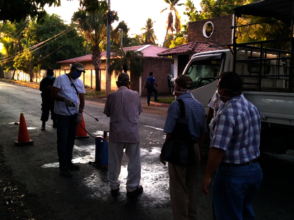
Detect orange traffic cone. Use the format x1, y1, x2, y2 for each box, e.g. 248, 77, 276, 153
15, 113, 34, 146
76, 114, 89, 139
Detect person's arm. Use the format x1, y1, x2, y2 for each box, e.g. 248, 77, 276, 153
154, 82, 158, 88
201, 147, 224, 194
207, 107, 214, 125
79, 93, 85, 114
197, 133, 206, 148
103, 94, 111, 117
160, 133, 172, 165
51, 86, 65, 101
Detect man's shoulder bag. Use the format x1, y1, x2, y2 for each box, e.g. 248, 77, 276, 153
161, 99, 194, 167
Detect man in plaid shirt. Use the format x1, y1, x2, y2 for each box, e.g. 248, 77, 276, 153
201, 72, 263, 220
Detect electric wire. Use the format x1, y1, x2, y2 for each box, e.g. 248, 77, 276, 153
0, 26, 75, 62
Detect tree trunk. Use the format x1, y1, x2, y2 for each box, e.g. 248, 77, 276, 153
162, 28, 169, 47
29, 63, 34, 82
0, 65, 4, 78
11, 69, 16, 80
92, 45, 102, 91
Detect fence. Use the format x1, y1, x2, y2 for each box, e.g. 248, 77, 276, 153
4, 69, 119, 91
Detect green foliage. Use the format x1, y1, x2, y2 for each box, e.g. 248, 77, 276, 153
72, 1, 118, 91
161, 0, 183, 47
109, 48, 144, 76
181, 0, 290, 50
0, 14, 85, 81
141, 18, 157, 45
0, 0, 60, 23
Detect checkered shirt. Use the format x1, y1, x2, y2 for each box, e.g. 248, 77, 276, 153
164, 93, 207, 141
210, 95, 261, 164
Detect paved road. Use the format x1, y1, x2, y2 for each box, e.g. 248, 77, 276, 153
0, 81, 293, 220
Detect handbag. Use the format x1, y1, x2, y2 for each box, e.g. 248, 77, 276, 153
161, 99, 195, 167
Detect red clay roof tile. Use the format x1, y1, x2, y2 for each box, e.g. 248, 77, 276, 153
56, 45, 169, 64
157, 42, 224, 56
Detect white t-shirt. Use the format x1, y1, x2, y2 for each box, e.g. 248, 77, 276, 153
53, 74, 85, 115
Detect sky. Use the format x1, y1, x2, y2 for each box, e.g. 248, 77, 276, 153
44, 0, 202, 46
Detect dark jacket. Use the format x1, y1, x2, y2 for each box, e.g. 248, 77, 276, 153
40, 77, 55, 99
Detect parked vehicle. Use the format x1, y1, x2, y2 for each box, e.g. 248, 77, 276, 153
181, 0, 294, 154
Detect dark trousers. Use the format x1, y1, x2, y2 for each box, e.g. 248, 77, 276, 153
56, 114, 78, 168
41, 98, 56, 122
147, 88, 158, 105
213, 162, 263, 220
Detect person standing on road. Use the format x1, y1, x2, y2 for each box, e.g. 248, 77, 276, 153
144, 71, 159, 106
40, 68, 56, 130
160, 75, 207, 220
51, 63, 85, 178
201, 72, 263, 220
104, 72, 143, 197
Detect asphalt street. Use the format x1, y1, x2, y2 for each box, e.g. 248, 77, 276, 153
0, 81, 293, 220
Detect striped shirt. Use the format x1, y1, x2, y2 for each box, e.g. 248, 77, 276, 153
104, 86, 142, 143
164, 93, 207, 141
210, 95, 261, 164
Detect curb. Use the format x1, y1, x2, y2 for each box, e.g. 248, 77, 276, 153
149, 101, 170, 107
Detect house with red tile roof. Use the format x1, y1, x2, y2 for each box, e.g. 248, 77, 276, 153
158, 15, 233, 78
56, 45, 173, 95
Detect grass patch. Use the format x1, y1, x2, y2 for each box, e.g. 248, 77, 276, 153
84, 88, 106, 98
156, 97, 175, 104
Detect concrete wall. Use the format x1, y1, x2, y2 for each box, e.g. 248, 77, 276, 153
136, 57, 173, 96
188, 15, 233, 45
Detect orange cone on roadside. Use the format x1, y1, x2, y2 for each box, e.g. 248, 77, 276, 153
76, 114, 89, 139
15, 113, 34, 146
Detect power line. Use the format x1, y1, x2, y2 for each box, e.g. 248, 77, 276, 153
1, 26, 75, 62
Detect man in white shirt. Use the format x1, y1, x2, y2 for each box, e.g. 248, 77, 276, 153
51, 63, 85, 177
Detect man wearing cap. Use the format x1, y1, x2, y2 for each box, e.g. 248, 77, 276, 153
160, 75, 207, 220
201, 72, 262, 220
39, 68, 56, 130
104, 73, 143, 197
51, 63, 85, 178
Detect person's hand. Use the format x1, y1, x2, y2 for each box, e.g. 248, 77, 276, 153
76, 113, 82, 125
63, 98, 75, 107
201, 175, 211, 195
159, 154, 166, 166
46, 85, 52, 89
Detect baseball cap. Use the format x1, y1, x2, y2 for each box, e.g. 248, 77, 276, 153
72, 62, 85, 72
175, 75, 193, 89
117, 72, 130, 84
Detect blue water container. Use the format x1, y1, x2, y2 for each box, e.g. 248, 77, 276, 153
95, 136, 108, 168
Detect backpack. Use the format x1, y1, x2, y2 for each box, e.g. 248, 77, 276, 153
144, 77, 152, 89
161, 99, 195, 167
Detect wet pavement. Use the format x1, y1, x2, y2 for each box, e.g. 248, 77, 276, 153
0, 81, 293, 220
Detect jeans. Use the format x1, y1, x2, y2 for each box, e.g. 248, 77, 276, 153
147, 88, 158, 105
213, 162, 263, 220
56, 114, 78, 168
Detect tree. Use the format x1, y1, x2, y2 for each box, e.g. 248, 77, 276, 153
1, 13, 85, 81
0, 0, 60, 23
0, 20, 29, 79
108, 48, 144, 77
31, 14, 85, 69
72, 1, 118, 91
161, 0, 183, 47
141, 18, 157, 45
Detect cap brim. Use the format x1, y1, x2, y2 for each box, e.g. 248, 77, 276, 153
76, 67, 85, 72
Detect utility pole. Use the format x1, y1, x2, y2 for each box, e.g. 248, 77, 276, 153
120, 29, 123, 48
105, 0, 111, 95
